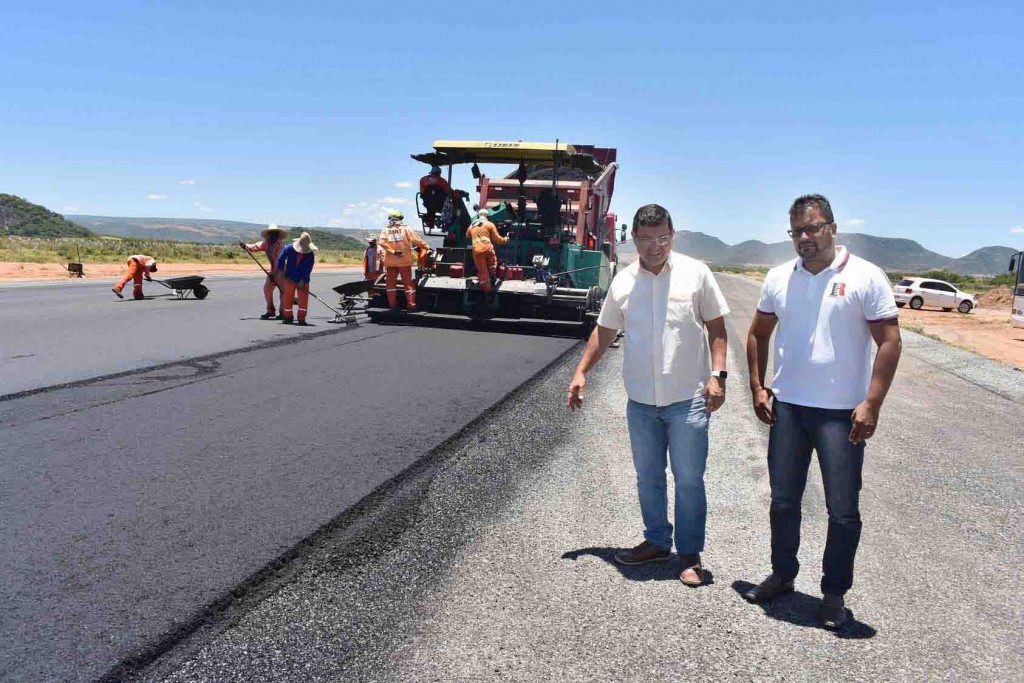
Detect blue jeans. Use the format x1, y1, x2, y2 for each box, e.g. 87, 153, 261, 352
626, 396, 709, 555
768, 401, 865, 595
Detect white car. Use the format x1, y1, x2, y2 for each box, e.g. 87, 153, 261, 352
893, 277, 977, 313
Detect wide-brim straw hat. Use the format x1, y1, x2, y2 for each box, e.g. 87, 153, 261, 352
293, 231, 318, 254
261, 223, 288, 238
365, 233, 378, 243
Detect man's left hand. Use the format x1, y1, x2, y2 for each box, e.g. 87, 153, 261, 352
704, 376, 725, 413
849, 400, 880, 443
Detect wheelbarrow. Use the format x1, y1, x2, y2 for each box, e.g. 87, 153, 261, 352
330, 279, 373, 322
153, 276, 210, 300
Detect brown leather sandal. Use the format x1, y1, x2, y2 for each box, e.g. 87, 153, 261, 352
678, 554, 704, 587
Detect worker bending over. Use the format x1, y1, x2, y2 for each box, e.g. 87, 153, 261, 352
241, 223, 288, 319
379, 210, 428, 312
276, 232, 317, 325
112, 254, 157, 299
466, 209, 509, 298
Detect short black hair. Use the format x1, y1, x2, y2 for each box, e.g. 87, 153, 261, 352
632, 204, 673, 234
789, 194, 834, 223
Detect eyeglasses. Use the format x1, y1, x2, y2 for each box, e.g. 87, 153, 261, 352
634, 235, 673, 247
787, 222, 833, 238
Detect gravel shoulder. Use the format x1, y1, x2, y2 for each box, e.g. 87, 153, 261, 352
141, 274, 1024, 682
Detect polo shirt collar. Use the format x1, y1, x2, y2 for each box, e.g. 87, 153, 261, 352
794, 246, 850, 274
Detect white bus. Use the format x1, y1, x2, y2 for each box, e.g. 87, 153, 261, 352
1010, 251, 1024, 329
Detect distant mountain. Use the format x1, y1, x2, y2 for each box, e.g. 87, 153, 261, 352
620, 230, 1016, 276
69, 215, 370, 247
0, 194, 94, 238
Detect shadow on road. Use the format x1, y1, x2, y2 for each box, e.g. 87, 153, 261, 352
561, 547, 716, 586
731, 580, 877, 639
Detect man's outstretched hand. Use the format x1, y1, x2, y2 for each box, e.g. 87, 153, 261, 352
567, 372, 586, 410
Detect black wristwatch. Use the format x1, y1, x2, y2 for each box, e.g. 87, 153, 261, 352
710, 370, 728, 380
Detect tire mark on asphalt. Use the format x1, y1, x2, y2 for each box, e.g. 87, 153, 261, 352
1, 328, 404, 427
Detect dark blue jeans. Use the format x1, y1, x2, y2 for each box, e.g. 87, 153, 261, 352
768, 401, 864, 596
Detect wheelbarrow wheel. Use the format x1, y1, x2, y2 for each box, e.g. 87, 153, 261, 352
193, 284, 210, 300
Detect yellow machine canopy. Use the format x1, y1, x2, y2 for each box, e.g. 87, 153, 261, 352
412, 140, 604, 174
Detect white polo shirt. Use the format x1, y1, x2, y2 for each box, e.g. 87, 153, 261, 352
597, 252, 730, 407
757, 247, 899, 410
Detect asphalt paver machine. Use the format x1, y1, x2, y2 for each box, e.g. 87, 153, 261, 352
367, 140, 623, 335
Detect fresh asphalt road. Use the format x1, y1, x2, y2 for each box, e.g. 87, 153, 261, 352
139, 274, 1024, 682
0, 271, 362, 397
0, 280, 580, 682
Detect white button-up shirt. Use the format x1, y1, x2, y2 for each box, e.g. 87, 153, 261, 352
597, 252, 730, 406
757, 247, 899, 409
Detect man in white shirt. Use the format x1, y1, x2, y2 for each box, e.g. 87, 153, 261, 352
567, 204, 730, 587
744, 194, 902, 630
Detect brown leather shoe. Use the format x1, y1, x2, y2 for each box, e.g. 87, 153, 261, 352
613, 541, 671, 566
678, 553, 704, 586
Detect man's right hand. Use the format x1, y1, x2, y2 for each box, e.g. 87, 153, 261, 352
567, 372, 586, 410
752, 386, 775, 425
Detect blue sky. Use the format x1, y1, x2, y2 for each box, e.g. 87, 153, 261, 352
1, 1, 1021, 256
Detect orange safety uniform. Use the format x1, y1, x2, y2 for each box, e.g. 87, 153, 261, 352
420, 173, 450, 227
466, 220, 509, 294
379, 223, 428, 309
244, 238, 286, 314
363, 243, 385, 281
114, 254, 157, 299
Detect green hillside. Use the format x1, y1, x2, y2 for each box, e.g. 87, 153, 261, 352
0, 194, 94, 238
288, 227, 363, 251
69, 214, 372, 247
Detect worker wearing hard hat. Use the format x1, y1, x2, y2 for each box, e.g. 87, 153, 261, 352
363, 234, 385, 283
240, 224, 289, 319
112, 254, 157, 300
379, 210, 429, 312
276, 232, 317, 325
466, 209, 509, 297
419, 165, 450, 230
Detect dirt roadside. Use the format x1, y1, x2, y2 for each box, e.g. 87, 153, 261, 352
899, 305, 1024, 370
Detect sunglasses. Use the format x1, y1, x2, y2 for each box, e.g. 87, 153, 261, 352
787, 222, 833, 238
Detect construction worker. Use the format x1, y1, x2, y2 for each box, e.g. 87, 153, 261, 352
419, 165, 450, 229
380, 210, 428, 312
112, 254, 157, 299
276, 232, 317, 326
363, 234, 385, 282
240, 223, 288, 319
466, 209, 509, 298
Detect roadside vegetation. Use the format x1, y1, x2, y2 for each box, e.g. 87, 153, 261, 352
0, 236, 363, 266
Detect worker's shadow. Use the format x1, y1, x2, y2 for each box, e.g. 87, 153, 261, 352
731, 580, 877, 639
561, 547, 714, 586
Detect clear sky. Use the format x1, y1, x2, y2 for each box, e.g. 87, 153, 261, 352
2, 1, 1021, 257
